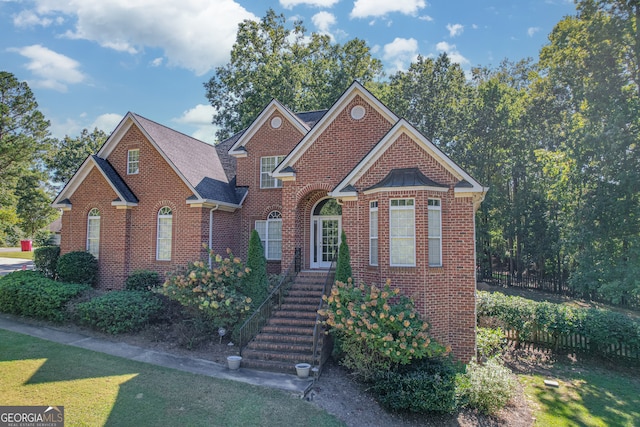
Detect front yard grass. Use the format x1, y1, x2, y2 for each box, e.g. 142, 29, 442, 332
520, 361, 640, 426
0, 250, 34, 260
0, 330, 343, 427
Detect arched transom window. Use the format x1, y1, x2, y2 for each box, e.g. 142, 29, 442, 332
255, 211, 282, 260
156, 206, 173, 261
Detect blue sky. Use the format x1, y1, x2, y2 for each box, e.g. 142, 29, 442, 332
0, 0, 576, 144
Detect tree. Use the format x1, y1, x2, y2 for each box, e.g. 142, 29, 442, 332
204, 9, 383, 139
47, 128, 107, 185
245, 229, 268, 307
0, 71, 51, 187
15, 169, 57, 239
334, 230, 352, 283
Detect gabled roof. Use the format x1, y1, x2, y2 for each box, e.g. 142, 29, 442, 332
363, 167, 448, 193
272, 81, 398, 179
330, 119, 486, 199
53, 112, 244, 210
91, 156, 139, 204
228, 100, 311, 157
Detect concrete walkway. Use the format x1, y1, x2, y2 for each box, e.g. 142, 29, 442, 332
0, 315, 314, 397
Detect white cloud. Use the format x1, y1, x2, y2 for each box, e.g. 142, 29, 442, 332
419, 15, 433, 22
383, 37, 418, 72
22, 0, 257, 76
92, 113, 123, 133
9, 44, 86, 92
150, 57, 163, 67
446, 23, 464, 37
312, 11, 336, 37
351, 0, 426, 18
435, 41, 469, 65
280, 0, 339, 8
173, 104, 218, 144
13, 10, 54, 27
527, 26, 540, 37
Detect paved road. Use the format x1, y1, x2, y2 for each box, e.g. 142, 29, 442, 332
0, 257, 33, 276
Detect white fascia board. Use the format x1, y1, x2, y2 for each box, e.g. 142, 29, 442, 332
51, 155, 95, 206
272, 81, 398, 178
186, 198, 241, 212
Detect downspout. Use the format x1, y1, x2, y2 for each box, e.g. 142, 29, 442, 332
208, 205, 219, 268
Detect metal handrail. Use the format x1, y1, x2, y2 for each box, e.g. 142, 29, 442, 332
238, 248, 301, 353
311, 250, 338, 367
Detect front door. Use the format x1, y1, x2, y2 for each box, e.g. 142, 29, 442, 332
310, 198, 342, 269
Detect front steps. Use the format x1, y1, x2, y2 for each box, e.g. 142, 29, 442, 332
241, 270, 329, 374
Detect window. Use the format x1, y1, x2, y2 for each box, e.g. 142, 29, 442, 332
255, 211, 282, 260
86, 208, 100, 258
428, 199, 442, 267
369, 201, 378, 266
156, 206, 172, 261
127, 149, 139, 174
260, 156, 285, 188
390, 199, 415, 267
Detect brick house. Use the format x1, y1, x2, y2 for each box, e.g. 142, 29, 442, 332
53, 82, 486, 361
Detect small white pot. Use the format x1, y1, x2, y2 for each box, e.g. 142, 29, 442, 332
295, 363, 311, 378
227, 355, 242, 370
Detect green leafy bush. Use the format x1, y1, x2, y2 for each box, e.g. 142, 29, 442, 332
125, 270, 162, 291
334, 230, 352, 283
33, 246, 60, 279
244, 230, 268, 307
320, 279, 447, 380
476, 327, 506, 359
456, 357, 516, 415
0, 271, 89, 322
57, 251, 98, 285
75, 290, 165, 334
157, 250, 252, 330
370, 357, 459, 413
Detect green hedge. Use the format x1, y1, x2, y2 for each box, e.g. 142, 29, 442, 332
125, 270, 162, 291
57, 251, 98, 285
33, 246, 60, 279
75, 290, 165, 334
0, 271, 89, 322
477, 291, 640, 359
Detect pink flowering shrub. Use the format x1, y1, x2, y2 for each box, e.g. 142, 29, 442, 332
319, 278, 448, 380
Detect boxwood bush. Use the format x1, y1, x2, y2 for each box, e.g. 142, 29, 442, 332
75, 290, 165, 334
0, 271, 89, 322
57, 251, 98, 285
33, 245, 60, 279
125, 270, 162, 291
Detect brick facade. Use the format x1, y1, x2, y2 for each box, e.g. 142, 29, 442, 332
55, 82, 485, 362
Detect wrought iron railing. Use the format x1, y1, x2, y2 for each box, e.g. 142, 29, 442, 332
311, 251, 337, 367
238, 248, 301, 353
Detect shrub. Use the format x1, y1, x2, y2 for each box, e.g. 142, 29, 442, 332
370, 357, 459, 413
334, 230, 352, 283
0, 271, 89, 322
456, 357, 516, 415
75, 290, 165, 334
476, 327, 506, 359
33, 246, 60, 279
244, 230, 268, 307
320, 279, 448, 381
33, 229, 55, 247
125, 270, 162, 291
157, 250, 252, 330
57, 251, 98, 285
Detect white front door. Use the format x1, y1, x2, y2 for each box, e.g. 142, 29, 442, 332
311, 215, 341, 269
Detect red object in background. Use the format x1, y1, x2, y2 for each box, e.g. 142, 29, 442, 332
20, 240, 32, 251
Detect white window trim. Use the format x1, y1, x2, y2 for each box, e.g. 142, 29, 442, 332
127, 149, 139, 175
260, 155, 285, 189
86, 208, 100, 259
428, 198, 443, 267
389, 198, 416, 267
255, 211, 282, 260
156, 206, 172, 261
369, 201, 378, 266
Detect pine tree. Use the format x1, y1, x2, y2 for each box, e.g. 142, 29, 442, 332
245, 229, 268, 307
335, 230, 352, 283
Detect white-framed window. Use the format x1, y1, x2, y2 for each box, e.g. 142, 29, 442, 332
156, 206, 172, 261
127, 149, 139, 174
86, 208, 100, 258
428, 199, 442, 267
390, 198, 415, 267
255, 211, 282, 260
369, 201, 378, 266
260, 155, 285, 188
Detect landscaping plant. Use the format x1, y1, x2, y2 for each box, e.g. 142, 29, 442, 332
33, 245, 60, 279
244, 229, 268, 307
334, 230, 352, 283
125, 269, 162, 291
56, 251, 98, 285
456, 357, 516, 415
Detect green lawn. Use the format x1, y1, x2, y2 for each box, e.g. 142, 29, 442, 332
0, 250, 34, 260
520, 363, 640, 427
0, 330, 343, 427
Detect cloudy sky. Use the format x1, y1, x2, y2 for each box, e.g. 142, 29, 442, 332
0, 0, 575, 144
